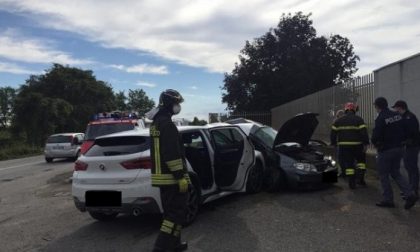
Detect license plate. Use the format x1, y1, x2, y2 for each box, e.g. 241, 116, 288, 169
322, 171, 338, 183
53, 146, 64, 150
85, 191, 122, 207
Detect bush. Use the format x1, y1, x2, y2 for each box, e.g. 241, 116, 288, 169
0, 143, 43, 161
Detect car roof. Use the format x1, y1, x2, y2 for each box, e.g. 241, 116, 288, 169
95, 122, 235, 139
49, 132, 84, 137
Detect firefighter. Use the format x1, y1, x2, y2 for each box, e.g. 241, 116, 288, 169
147, 89, 191, 252
372, 97, 417, 209
331, 102, 369, 189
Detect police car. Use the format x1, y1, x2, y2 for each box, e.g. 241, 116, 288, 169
72, 123, 265, 223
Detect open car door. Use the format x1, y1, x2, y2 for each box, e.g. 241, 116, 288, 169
210, 126, 254, 191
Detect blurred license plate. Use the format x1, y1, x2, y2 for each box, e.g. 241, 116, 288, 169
53, 146, 64, 149
85, 191, 122, 207
323, 171, 338, 183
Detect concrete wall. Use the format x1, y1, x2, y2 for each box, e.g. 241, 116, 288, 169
375, 53, 420, 116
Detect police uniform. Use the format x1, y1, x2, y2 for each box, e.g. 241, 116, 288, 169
371, 99, 417, 209
150, 90, 190, 252
401, 110, 420, 196
331, 110, 369, 188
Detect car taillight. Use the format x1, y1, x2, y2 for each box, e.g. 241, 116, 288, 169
74, 160, 88, 171
120, 158, 152, 169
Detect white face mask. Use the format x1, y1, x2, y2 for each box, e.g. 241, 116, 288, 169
173, 104, 181, 115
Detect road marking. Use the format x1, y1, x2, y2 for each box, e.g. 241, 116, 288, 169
0, 161, 43, 172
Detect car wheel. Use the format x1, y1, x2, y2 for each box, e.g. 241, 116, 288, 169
246, 161, 264, 193
265, 167, 286, 192
45, 157, 53, 163
88, 211, 118, 221
72, 150, 81, 161
184, 176, 201, 226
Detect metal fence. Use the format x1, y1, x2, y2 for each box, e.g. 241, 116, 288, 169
271, 73, 375, 142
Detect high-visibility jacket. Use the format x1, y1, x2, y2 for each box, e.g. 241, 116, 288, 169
331, 112, 369, 146
150, 110, 190, 187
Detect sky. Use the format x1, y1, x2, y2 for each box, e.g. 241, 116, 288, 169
0, 0, 420, 121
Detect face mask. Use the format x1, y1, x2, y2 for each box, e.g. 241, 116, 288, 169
173, 104, 181, 115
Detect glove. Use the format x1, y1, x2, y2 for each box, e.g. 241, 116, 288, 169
178, 178, 189, 193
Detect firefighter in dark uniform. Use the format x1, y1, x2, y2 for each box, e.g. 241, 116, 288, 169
372, 97, 417, 209
331, 102, 369, 189
148, 89, 191, 252
392, 100, 420, 197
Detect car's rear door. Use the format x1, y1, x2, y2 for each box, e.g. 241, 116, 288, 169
209, 126, 254, 191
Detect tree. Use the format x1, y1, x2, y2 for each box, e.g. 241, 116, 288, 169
13, 64, 115, 145
127, 89, 155, 116
222, 12, 359, 112
189, 117, 207, 126
114, 91, 128, 111
0, 86, 16, 128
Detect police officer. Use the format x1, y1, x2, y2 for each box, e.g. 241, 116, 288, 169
331, 103, 369, 189
148, 89, 190, 252
371, 97, 417, 209
392, 100, 420, 197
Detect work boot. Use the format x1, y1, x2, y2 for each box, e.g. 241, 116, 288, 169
405, 195, 418, 210
175, 242, 188, 252
357, 177, 367, 187
348, 176, 356, 189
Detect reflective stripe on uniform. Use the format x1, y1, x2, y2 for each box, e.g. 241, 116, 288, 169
162, 220, 175, 229
357, 163, 366, 170
154, 137, 161, 175
337, 142, 363, 145
151, 174, 178, 185
346, 168, 355, 175
160, 225, 172, 234
332, 125, 367, 131
166, 159, 183, 172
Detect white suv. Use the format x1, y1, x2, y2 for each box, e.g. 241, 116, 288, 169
44, 133, 84, 163
72, 124, 265, 223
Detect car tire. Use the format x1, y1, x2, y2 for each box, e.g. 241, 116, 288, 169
72, 150, 81, 161
246, 161, 264, 194
88, 211, 118, 221
184, 174, 201, 226
265, 167, 286, 192
45, 157, 53, 163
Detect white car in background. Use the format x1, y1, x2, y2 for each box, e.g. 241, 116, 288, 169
44, 133, 84, 163
72, 124, 265, 223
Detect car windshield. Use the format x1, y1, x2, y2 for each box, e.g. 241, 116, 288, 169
47, 135, 72, 143
85, 123, 135, 140
85, 136, 150, 157
253, 126, 277, 147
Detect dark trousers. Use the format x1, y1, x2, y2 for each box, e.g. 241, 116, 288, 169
404, 146, 420, 196
339, 145, 366, 178
154, 186, 188, 251
377, 147, 413, 203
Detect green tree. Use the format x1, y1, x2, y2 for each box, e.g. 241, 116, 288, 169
114, 91, 128, 111
189, 117, 207, 126
222, 12, 359, 112
0, 86, 16, 128
127, 89, 155, 116
13, 64, 115, 145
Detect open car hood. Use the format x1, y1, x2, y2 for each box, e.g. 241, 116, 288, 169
273, 112, 319, 147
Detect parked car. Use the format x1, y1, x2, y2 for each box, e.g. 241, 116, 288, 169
72, 123, 265, 223
44, 133, 85, 163
227, 113, 338, 191
81, 112, 145, 154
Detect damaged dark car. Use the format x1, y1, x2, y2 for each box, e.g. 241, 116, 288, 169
228, 113, 338, 191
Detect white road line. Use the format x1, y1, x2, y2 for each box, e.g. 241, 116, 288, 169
0, 161, 43, 172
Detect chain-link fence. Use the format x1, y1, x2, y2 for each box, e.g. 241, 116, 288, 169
271, 73, 375, 142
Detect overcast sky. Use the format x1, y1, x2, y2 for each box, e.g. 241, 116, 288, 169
1, 0, 419, 120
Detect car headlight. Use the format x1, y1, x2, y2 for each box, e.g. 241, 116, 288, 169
324, 155, 336, 167
293, 162, 317, 172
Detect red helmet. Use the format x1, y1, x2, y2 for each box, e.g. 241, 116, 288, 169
344, 102, 357, 112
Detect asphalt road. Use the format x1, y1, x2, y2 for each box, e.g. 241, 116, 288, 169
1, 155, 420, 252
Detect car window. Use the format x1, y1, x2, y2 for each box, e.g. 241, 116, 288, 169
212, 128, 244, 148
47, 135, 72, 143
254, 127, 277, 147
85, 123, 135, 140
182, 132, 205, 149
85, 136, 150, 156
